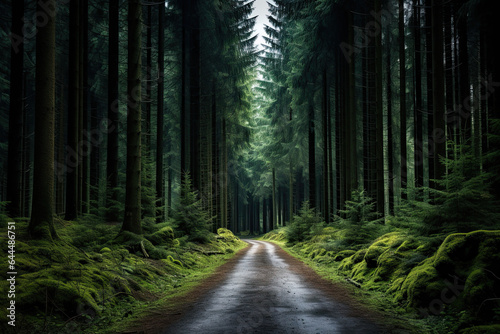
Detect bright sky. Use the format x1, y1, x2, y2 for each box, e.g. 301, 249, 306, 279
252, 0, 270, 51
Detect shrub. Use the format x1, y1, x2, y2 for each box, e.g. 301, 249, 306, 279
286, 201, 324, 243
172, 173, 212, 243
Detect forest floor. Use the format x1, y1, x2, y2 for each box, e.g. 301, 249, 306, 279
122, 240, 410, 334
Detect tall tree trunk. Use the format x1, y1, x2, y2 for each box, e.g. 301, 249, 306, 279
65, 0, 80, 221
189, 0, 201, 193
107, 0, 120, 221
413, 0, 424, 188
432, 0, 446, 183
399, 0, 407, 199
81, 0, 89, 214
145, 4, 152, 152
29, 0, 57, 240
90, 98, 99, 214
308, 100, 316, 209
122, 0, 142, 235
386, 31, 394, 214
7, 0, 25, 218
322, 69, 330, 223
456, 1, 470, 145
272, 168, 277, 230
375, 0, 385, 214
425, 0, 434, 193
157, 1, 165, 222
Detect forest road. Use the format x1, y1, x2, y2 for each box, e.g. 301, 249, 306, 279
161, 240, 383, 334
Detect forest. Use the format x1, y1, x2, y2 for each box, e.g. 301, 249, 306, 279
1, 0, 499, 333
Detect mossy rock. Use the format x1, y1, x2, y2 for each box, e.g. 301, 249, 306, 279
334, 250, 356, 261
339, 250, 367, 272
393, 230, 500, 319
459, 325, 500, 334
374, 249, 400, 280
393, 257, 442, 308
433, 230, 500, 275
371, 232, 406, 249
146, 226, 175, 246
217, 228, 238, 242
364, 245, 386, 268
352, 249, 368, 263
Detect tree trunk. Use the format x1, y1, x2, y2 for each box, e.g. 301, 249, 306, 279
308, 101, 316, 209
272, 168, 277, 230
81, 0, 89, 214
29, 0, 57, 240
65, 0, 80, 221
122, 0, 142, 235
386, 30, 394, 215
189, 0, 201, 193
322, 69, 330, 223
107, 0, 120, 221
432, 0, 446, 183
157, 1, 165, 222
399, 0, 407, 199
413, 0, 424, 188
375, 0, 385, 214
7, 0, 25, 218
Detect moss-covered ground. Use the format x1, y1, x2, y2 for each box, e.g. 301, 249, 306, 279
260, 227, 500, 334
0, 218, 246, 334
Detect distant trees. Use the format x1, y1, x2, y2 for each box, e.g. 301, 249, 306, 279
253, 0, 498, 230
1, 0, 498, 239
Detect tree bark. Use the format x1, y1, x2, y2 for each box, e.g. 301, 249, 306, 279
122, 0, 143, 235
65, 0, 81, 221
432, 0, 446, 183
7, 0, 25, 218
29, 0, 58, 240
107, 0, 120, 221
399, 0, 407, 199
157, 1, 165, 221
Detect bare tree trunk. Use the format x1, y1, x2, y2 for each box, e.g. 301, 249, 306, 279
432, 0, 446, 183
7, 0, 25, 218
399, 0, 407, 199
65, 0, 80, 221
29, 0, 57, 240
122, 0, 142, 234
107, 0, 120, 221
156, 1, 165, 221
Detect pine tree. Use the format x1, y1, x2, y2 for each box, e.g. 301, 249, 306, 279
29, 0, 58, 240
122, 0, 143, 235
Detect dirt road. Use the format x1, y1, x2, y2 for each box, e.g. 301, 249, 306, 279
161, 240, 382, 334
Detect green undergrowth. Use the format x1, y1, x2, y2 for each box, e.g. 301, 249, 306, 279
261, 226, 500, 334
0, 218, 246, 334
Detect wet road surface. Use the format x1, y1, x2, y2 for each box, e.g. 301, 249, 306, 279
162, 240, 382, 334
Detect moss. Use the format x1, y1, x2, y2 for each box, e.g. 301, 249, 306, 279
334, 250, 356, 261
463, 269, 495, 307
167, 255, 183, 268
374, 249, 400, 280
100, 247, 112, 253
364, 245, 386, 268
393, 257, 442, 308
459, 325, 500, 334
338, 249, 367, 272
146, 226, 175, 246
352, 248, 367, 263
